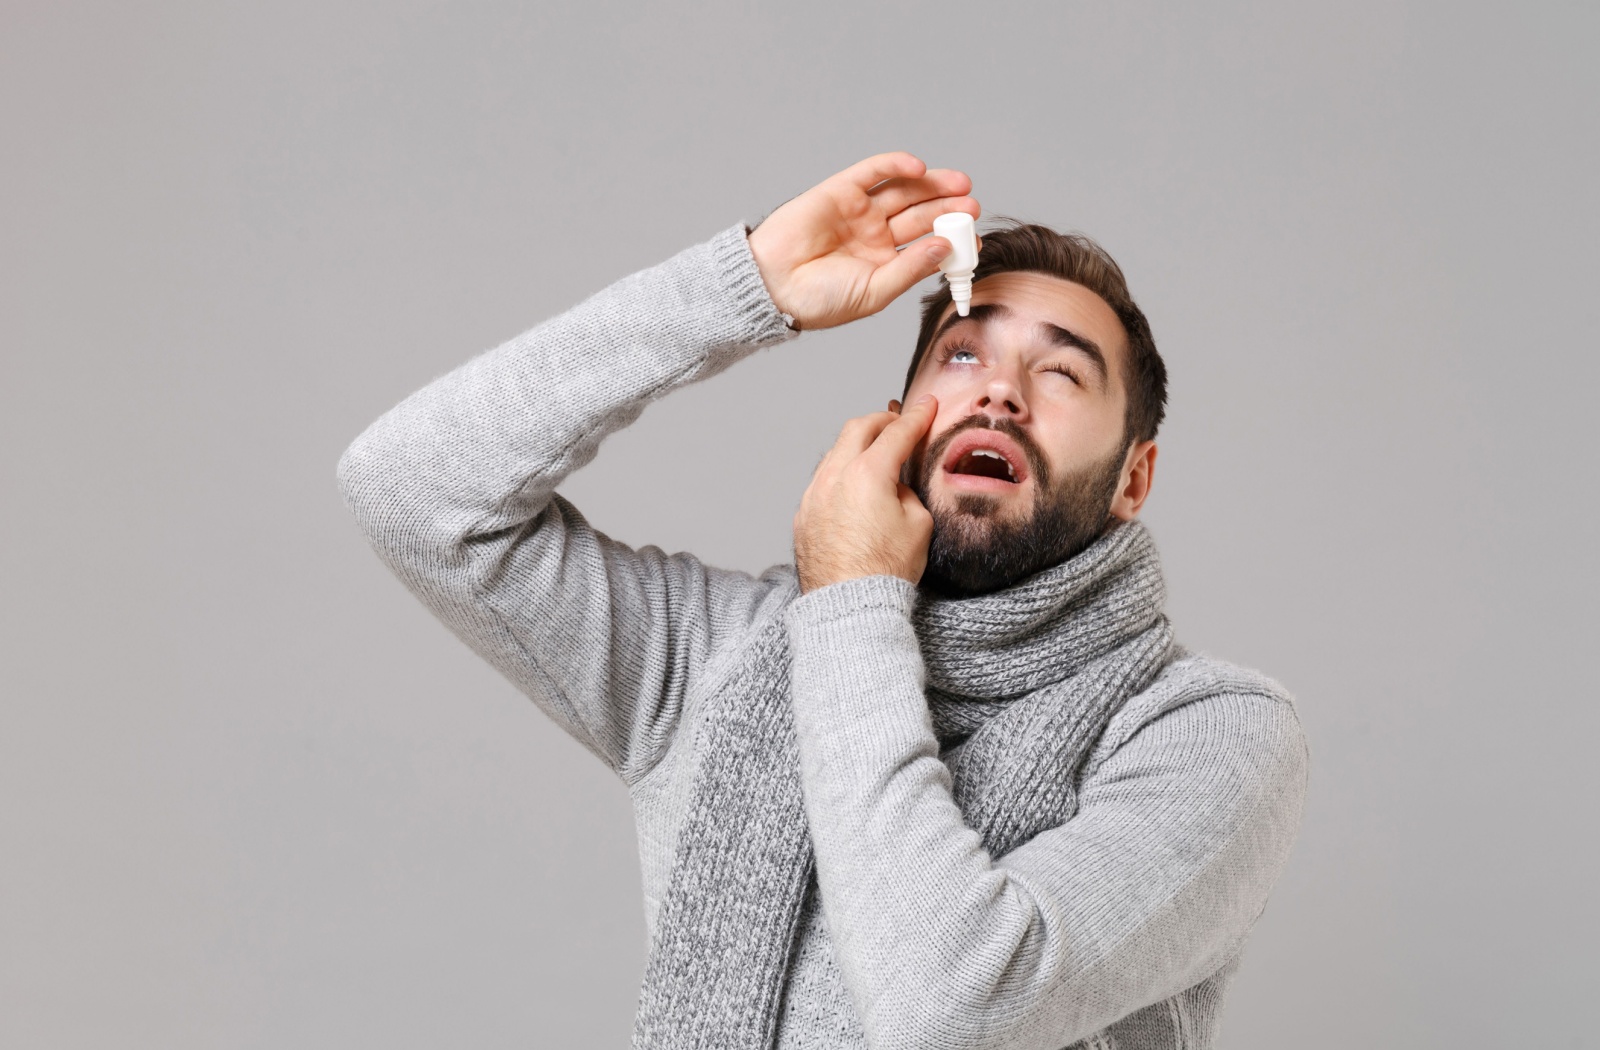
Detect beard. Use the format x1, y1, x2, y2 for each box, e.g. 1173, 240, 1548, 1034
907, 414, 1127, 600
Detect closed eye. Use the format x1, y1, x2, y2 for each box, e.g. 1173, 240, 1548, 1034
1043, 363, 1082, 385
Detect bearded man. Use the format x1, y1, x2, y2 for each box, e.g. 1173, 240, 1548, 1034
338, 151, 1310, 1050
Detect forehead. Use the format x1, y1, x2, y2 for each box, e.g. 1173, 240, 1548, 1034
929, 271, 1129, 381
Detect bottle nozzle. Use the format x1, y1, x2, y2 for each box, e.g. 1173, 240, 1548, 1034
946, 272, 973, 316
932, 212, 980, 318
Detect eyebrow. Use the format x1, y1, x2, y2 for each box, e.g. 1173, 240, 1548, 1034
928, 302, 1009, 347
927, 302, 1109, 388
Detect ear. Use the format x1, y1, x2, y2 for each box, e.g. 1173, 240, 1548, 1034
1109, 440, 1157, 520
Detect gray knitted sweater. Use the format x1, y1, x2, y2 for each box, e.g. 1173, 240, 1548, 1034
336, 223, 1311, 1050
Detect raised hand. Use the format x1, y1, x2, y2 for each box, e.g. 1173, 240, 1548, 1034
748, 152, 979, 331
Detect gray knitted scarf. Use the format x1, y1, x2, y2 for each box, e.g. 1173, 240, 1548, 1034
631, 519, 1175, 1050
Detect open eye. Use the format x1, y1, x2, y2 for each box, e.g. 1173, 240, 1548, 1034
938, 339, 980, 366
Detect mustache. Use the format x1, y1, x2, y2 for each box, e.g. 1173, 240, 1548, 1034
921, 414, 1050, 490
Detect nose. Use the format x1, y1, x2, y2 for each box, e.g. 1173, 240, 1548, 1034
973, 367, 1029, 424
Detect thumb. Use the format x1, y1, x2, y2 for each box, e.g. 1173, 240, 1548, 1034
863, 236, 952, 315
898, 482, 931, 528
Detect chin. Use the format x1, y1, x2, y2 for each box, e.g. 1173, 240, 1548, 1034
934, 484, 1028, 523
918, 476, 1122, 598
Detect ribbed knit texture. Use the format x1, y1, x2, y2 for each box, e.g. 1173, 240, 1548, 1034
634, 520, 1171, 1050
336, 222, 1311, 1050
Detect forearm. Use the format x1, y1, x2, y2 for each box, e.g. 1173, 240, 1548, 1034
337, 222, 794, 564
334, 223, 798, 777
783, 577, 1310, 1050
784, 575, 1008, 1041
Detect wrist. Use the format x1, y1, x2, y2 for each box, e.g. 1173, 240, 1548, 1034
797, 565, 917, 597
744, 225, 799, 330
716, 223, 800, 344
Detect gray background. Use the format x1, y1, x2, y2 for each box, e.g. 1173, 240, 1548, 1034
4, 1, 1596, 1047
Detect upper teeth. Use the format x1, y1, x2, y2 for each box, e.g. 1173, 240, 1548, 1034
968, 448, 1015, 479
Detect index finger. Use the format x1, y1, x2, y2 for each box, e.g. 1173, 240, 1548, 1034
807, 410, 897, 483
833, 151, 927, 193
867, 168, 974, 216
861, 395, 938, 471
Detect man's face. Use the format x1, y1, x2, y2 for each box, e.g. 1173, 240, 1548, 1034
900, 271, 1151, 598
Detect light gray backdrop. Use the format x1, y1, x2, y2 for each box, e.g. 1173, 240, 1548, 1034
4, 2, 1596, 1047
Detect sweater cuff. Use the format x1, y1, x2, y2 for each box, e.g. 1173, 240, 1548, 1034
708, 222, 798, 349
784, 573, 918, 629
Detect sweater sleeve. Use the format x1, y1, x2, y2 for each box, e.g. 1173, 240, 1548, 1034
783, 574, 1310, 1050
336, 223, 799, 785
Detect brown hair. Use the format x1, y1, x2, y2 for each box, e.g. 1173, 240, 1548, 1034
902, 219, 1167, 447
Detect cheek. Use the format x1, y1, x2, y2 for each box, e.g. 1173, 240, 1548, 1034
915, 373, 976, 417
926, 408, 966, 449
1051, 419, 1124, 478
907, 415, 947, 473
904, 371, 937, 403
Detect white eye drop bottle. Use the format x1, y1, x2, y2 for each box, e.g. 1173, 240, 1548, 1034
933, 212, 980, 316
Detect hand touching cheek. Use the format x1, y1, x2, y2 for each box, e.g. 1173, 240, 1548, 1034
793, 395, 939, 595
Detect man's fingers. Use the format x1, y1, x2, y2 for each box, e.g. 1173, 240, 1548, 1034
828, 411, 900, 460
897, 482, 929, 521
862, 395, 938, 472
869, 168, 973, 216
835, 151, 927, 193
887, 196, 981, 246
862, 237, 952, 314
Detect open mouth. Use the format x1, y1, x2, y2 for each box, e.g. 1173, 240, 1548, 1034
947, 448, 1019, 483
940, 431, 1029, 489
